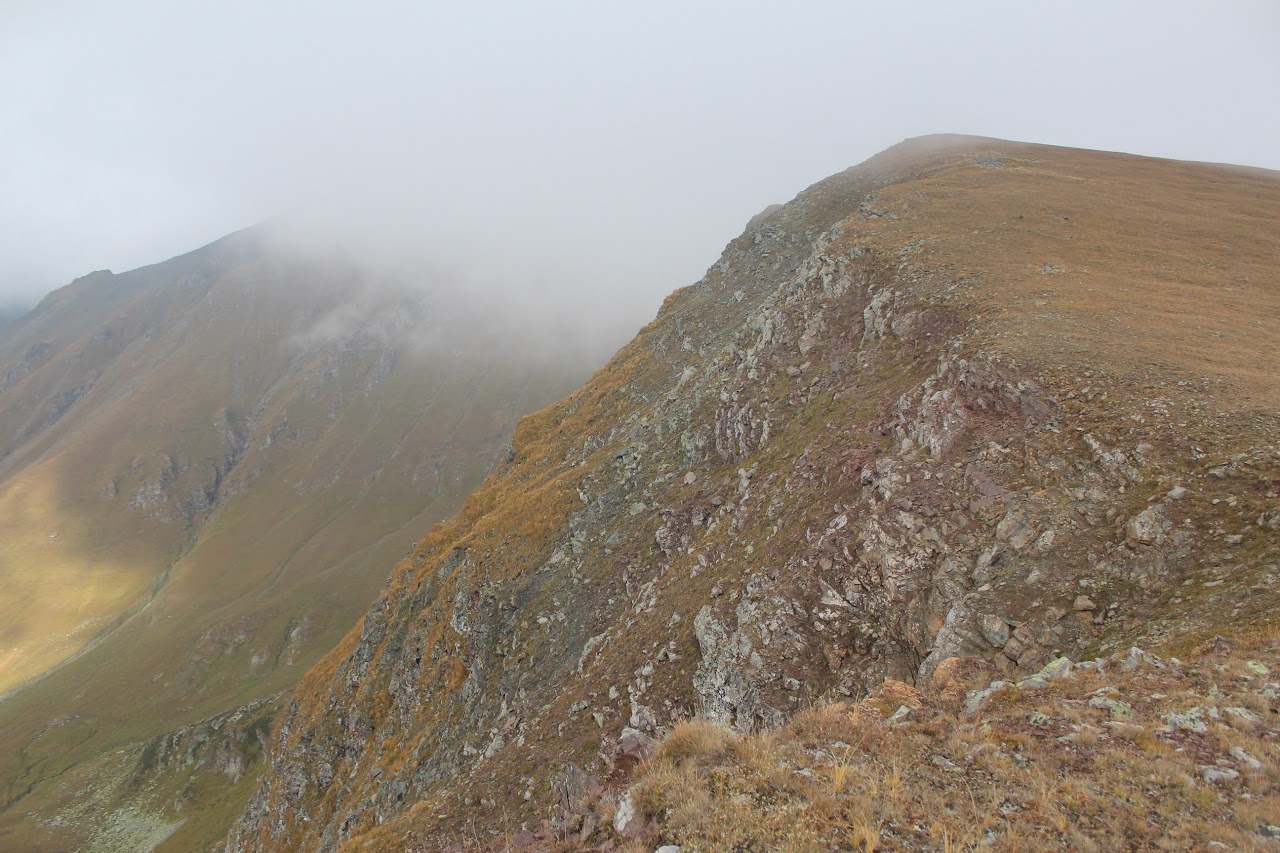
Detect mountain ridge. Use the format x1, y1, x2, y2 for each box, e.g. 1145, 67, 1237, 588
224, 135, 1280, 851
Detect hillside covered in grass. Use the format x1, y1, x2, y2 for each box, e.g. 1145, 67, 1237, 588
0, 227, 605, 851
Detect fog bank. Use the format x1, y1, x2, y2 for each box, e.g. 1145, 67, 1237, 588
2, 1, 1277, 316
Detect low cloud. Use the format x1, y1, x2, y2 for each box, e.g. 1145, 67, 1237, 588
2, 1, 1277, 324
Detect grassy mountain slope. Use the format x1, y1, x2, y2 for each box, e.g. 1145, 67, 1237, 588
0, 229, 598, 851
224, 136, 1280, 852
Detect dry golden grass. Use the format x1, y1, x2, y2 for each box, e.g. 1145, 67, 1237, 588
653, 718, 734, 766
848, 136, 1280, 429
622, 635, 1280, 852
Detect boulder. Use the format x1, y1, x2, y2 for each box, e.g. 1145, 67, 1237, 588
996, 513, 1037, 551
1125, 508, 1164, 546
962, 680, 1012, 717
613, 727, 658, 777
1199, 766, 1239, 784
978, 614, 1009, 648
1038, 657, 1074, 680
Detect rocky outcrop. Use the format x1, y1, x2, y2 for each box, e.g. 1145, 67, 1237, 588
133, 697, 276, 786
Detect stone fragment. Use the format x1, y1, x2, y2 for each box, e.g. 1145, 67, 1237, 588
1225, 706, 1262, 725
818, 579, 849, 608
1230, 746, 1262, 770
612, 793, 643, 837
1166, 709, 1208, 734
613, 727, 658, 776
1073, 595, 1096, 612
1125, 508, 1164, 546
1034, 655, 1075, 676
1002, 635, 1026, 662
996, 513, 1037, 551
558, 764, 603, 804
1017, 649, 1045, 672
1088, 697, 1132, 719
963, 680, 1012, 717
1199, 766, 1239, 784
978, 614, 1009, 648
1119, 647, 1163, 671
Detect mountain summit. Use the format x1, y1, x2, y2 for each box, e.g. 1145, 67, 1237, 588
226, 136, 1280, 851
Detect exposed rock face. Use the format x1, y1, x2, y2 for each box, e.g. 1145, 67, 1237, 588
132, 697, 277, 786
692, 595, 790, 732
228, 137, 1280, 850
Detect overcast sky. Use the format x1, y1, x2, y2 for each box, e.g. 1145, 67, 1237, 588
1, 1, 1277, 315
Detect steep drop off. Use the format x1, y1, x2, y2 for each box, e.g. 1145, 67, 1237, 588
226, 136, 1280, 851
0, 228, 602, 851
